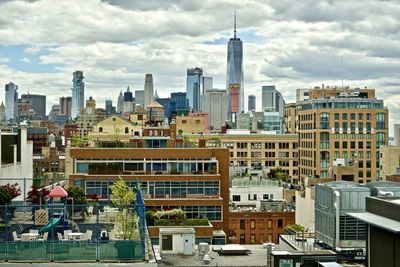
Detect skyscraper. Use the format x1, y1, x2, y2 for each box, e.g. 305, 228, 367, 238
5, 82, 18, 122
21, 94, 46, 119
261, 86, 285, 134
71, 71, 84, 119
59, 96, 72, 118
171, 92, 188, 111
226, 12, 244, 114
186, 67, 203, 112
144, 74, 154, 108
117, 91, 123, 113
248, 95, 256, 112
204, 89, 228, 131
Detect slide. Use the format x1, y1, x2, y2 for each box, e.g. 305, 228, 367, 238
39, 216, 63, 234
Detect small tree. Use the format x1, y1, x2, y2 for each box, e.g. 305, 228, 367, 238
109, 177, 137, 240
0, 187, 11, 205
67, 186, 87, 204
2, 183, 21, 200
26, 186, 50, 205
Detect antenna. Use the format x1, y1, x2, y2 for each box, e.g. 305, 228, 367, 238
234, 11, 237, 38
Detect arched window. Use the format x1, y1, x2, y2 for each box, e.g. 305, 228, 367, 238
99, 127, 103, 132
125, 127, 129, 134
320, 113, 330, 129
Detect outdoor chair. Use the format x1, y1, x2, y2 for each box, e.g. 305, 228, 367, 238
38, 232, 48, 241
57, 232, 65, 242
84, 230, 93, 241
63, 230, 72, 240
12, 231, 21, 241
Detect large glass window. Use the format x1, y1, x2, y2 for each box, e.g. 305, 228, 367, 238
376, 113, 385, 129
320, 113, 330, 129
144, 180, 220, 198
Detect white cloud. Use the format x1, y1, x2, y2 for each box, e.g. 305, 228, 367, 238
21, 57, 30, 63
0, 0, 399, 134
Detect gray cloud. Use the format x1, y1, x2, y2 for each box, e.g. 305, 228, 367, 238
0, 0, 399, 134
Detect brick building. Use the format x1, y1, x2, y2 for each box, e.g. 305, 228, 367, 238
229, 209, 295, 244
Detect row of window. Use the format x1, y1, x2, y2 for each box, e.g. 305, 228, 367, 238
141, 181, 220, 198
223, 142, 296, 150
147, 205, 222, 221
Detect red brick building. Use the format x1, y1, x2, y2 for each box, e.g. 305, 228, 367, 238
229, 210, 295, 244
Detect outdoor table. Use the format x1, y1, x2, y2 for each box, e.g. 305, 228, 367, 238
21, 233, 39, 240
67, 232, 84, 240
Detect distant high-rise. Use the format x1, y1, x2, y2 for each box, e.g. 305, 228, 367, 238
204, 89, 228, 131
5, 82, 18, 122
123, 86, 133, 102
144, 74, 154, 108
0, 102, 5, 122
226, 12, 244, 114
248, 95, 256, 112
105, 99, 115, 115
59, 96, 72, 118
117, 91, 123, 113
135, 90, 144, 108
261, 86, 285, 115
186, 67, 203, 112
71, 71, 85, 119
171, 92, 188, 111
21, 94, 46, 119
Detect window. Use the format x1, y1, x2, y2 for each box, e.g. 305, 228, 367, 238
358, 142, 363, 149
278, 219, 283, 228
267, 220, 272, 229
125, 127, 129, 134
263, 194, 270, 200
240, 220, 245, 229
334, 113, 339, 120
342, 113, 348, 120
350, 113, 355, 120
376, 113, 385, 129
358, 122, 363, 132
320, 113, 330, 129
99, 127, 103, 132
342, 122, 348, 133
366, 113, 371, 120
250, 220, 256, 229
250, 234, 256, 244
232, 195, 241, 202
335, 141, 340, 149
240, 234, 245, 244
358, 113, 363, 120
343, 142, 348, 149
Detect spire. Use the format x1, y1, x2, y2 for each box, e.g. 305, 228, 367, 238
234, 11, 237, 38
127, 85, 130, 92
154, 89, 159, 100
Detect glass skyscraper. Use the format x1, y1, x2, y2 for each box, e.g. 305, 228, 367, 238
186, 67, 203, 112
71, 71, 84, 119
226, 13, 244, 114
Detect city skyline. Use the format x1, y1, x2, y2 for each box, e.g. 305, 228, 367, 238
0, 0, 399, 132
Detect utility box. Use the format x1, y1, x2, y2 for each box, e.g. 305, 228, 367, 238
159, 228, 195, 255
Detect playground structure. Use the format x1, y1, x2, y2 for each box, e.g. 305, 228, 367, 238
0, 182, 148, 262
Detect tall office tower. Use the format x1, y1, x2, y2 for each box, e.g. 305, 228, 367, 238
261, 86, 285, 114
5, 82, 18, 122
144, 74, 154, 108
226, 12, 244, 114
21, 94, 46, 119
186, 67, 203, 112
204, 89, 228, 131
201, 76, 213, 111
298, 87, 388, 183
105, 99, 115, 115
117, 91, 123, 113
59, 96, 72, 118
135, 90, 144, 108
248, 95, 256, 112
71, 71, 85, 119
0, 102, 5, 122
171, 92, 188, 111
123, 86, 133, 102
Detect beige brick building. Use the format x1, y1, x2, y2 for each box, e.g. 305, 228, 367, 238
298, 87, 388, 183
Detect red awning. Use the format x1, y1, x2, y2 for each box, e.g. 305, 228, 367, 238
48, 186, 68, 198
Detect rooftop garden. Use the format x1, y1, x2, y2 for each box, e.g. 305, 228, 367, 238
146, 208, 209, 227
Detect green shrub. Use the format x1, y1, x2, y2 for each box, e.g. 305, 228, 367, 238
155, 219, 170, 226
185, 218, 209, 226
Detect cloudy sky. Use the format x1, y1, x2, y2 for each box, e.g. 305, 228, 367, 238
0, 0, 399, 133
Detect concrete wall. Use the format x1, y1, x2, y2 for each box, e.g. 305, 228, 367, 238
230, 186, 283, 207
380, 145, 400, 179
295, 187, 315, 230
